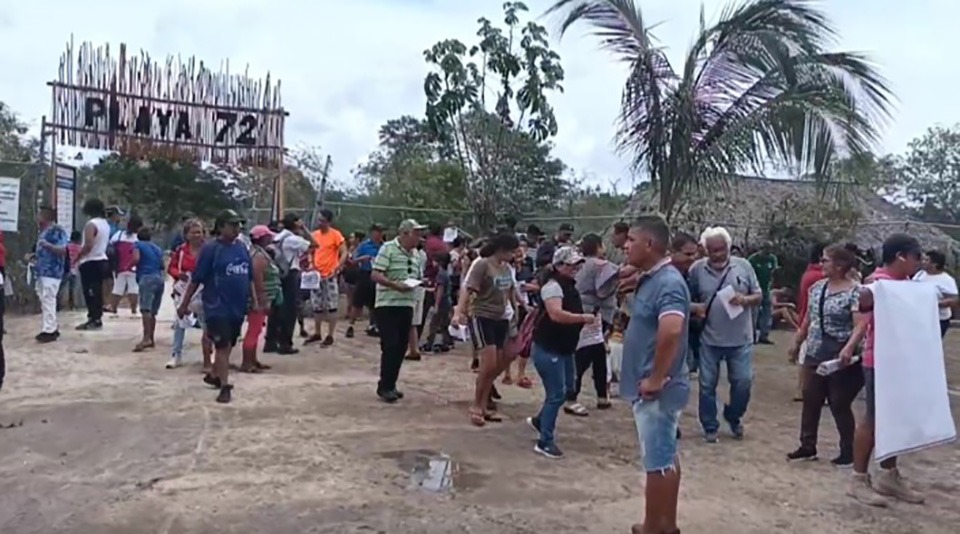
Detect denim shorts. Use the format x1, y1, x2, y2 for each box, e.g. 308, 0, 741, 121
138, 274, 165, 315
632, 398, 682, 473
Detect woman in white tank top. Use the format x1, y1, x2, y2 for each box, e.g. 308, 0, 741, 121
76, 199, 113, 330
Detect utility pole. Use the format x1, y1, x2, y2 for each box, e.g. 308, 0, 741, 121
309, 155, 332, 226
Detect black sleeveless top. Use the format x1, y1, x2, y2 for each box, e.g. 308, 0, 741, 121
533, 274, 584, 355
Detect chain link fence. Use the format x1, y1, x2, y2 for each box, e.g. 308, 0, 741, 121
0, 160, 47, 312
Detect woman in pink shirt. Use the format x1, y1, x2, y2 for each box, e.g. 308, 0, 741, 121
848, 234, 923, 507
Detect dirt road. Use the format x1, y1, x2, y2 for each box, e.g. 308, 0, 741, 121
1, 295, 958, 533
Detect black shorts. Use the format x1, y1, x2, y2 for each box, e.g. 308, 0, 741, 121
205, 316, 243, 349
351, 271, 375, 309
468, 316, 509, 351
343, 266, 361, 286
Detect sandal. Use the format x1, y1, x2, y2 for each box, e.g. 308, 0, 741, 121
517, 377, 533, 389
469, 411, 486, 427
254, 361, 271, 370
132, 341, 154, 352
563, 403, 589, 417
483, 413, 503, 423
239, 366, 262, 374
597, 399, 613, 410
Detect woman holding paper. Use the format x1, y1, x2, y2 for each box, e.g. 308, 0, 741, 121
787, 245, 865, 466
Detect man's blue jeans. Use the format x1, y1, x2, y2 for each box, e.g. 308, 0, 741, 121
532, 342, 574, 447
698, 344, 753, 434
755, 293, 772, 341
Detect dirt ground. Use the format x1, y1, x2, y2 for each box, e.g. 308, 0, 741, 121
1, 291, 958, 534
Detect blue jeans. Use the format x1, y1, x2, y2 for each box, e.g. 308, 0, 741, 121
755, 294, 772, 341
698, 343, 753, 433
532, 342, 573, 447
633, 398, 682, 472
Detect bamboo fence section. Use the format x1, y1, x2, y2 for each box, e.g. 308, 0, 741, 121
47, 37, 287, 168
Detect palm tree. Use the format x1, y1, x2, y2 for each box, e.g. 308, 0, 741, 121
547, 0, 893, 221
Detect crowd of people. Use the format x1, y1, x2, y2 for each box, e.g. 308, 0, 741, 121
8, 196, 958, 534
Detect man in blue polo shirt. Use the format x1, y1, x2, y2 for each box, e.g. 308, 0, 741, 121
621, 215, 690, 534
346, 223, 385, 338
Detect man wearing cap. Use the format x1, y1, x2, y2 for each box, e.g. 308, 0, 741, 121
177, 209, 252, 404
535, 223, 575, 268
346, 223, 385, 338
370, 219, 425, 403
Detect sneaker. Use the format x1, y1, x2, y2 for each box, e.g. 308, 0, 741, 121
345, 326, 355, 338
320, 335, 334, 347
393, 389, 405, 400
534, 442, 564, 459
724, 414, 745, 440
490, 385, 502, 400
377, 390, 399, 403
873, 467, 925, 504
786, 446, 818, 461
203, 373, 222, 389
847, 472, 888, 507
831, 454, 854, 468
420, 343, 433, 353
527, 416, 541, 434
76, 320, 103, 331
704, 431, 720, 443
216, 385, 233, 404
365, 327, 379, 337
36, 332, 58, 344
277, 346, 300, 355
165, 355, 182, 369
299, 328, 309, 338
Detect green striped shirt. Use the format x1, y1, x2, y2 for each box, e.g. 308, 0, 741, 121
373, 239, 422, 308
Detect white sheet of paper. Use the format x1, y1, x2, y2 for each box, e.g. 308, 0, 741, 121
300, 271, 321, 290
716, 285, 744, 319
403, 278, 422, 288
442, 227, 458, 243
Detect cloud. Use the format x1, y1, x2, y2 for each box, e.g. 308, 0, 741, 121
0, 0, 954, 188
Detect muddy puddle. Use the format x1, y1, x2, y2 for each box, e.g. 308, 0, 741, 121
378, 449, 486, 494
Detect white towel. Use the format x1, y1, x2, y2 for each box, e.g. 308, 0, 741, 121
872, 280, 957, 461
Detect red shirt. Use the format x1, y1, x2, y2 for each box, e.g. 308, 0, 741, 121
797, 264, 825, 323
168, 243, 199, 279
424, 235, 448, 260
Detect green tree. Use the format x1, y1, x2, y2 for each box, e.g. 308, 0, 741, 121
356, 116, 468, 220
89, 154, 240, 227
548, 0, 893, 221
423, 1, 568, 228
892, 125, 960, 224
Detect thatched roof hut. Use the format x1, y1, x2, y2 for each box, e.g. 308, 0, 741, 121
627, 178, 959, 256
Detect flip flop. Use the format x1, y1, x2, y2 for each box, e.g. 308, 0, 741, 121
239, 367, 263, 374
469, 411, 486, 427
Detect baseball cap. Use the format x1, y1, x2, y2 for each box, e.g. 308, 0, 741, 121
558, 222, 575, 233
106, 205, 126, 217
249, 224, 275, 240
553, 245, 584, 266
215, 209, 245, 227
398, 219, 427, 233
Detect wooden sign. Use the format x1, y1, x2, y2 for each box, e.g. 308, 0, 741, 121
48, 39, 287, 167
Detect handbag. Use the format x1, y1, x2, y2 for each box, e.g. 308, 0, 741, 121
814, 282, 847, 361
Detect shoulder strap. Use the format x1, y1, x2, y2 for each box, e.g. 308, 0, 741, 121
702, 267, 733, 325
817, 281, 828, 336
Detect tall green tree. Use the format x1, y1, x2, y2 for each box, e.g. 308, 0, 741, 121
89, 155, 240, 227
893, 125, 960, 224
547, 0, 894, 221
423, 1, 568, 228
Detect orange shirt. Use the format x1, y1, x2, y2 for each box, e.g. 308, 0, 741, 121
311, 228, 345, 277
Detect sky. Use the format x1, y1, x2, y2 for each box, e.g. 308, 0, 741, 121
0, 0, 956, 191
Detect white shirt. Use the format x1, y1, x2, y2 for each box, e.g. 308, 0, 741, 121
274, 229, 310, 270
79, 217, 110, 264
914, 270, 958, 320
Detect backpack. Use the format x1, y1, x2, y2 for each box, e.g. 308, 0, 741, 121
273, 234, 293, 278
516, 306, 543, 359
106, 230, 121, 273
